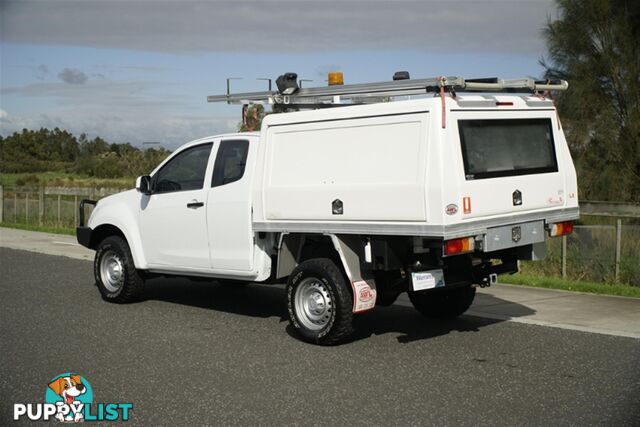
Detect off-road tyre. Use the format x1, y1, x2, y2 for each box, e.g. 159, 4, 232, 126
408, 285, 476, 319
94, 235, 145, 303
286, 258, 354, 345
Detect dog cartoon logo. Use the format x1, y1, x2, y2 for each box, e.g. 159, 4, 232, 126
45, 373, 93, 423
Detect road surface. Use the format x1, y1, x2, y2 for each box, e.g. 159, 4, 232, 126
1, 247, 639, 425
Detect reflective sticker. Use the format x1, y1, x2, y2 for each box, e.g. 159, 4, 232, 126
351, 280, 377, 313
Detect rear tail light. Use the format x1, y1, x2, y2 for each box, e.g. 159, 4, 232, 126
444, 237, 475, 256
548, 221, 574, 237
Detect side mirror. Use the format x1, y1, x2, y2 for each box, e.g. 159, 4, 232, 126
136, 175, 152, 195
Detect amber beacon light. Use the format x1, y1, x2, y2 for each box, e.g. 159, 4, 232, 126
328, 72, 344, 86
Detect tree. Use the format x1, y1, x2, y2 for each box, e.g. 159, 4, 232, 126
542, 0, 640, 202
0, 127, 172, 178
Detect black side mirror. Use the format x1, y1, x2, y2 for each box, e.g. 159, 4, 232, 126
136, 175, 152, 195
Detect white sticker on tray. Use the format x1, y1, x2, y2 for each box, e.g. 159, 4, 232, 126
351, 280, 377, 313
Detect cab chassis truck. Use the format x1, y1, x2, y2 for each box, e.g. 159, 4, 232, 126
77, 74, 578, 345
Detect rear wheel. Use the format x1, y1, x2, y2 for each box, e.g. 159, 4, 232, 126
409, 285, 476, 319
94, 235, 145, 303
286, 258, 354, 345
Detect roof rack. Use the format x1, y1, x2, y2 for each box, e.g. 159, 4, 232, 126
207, 75, 568, 107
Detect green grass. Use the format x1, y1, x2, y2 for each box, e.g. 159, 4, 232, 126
0, 172, 133, 189
501, 273, 640, 298
0, 222, 75, 236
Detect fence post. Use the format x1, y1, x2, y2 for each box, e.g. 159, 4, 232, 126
561, 235, 567, 279
74, 195, 78, 227
38, 186, 45, 226
14, 192, 17, 222
615, 219, 622, 283
25, 192, 29, 223
57, 194, 62, 227
0, 185, 4, 223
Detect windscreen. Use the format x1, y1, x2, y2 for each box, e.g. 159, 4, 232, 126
458, 118, 558, 180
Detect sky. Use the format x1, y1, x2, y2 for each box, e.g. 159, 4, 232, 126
0, 0, 558, 149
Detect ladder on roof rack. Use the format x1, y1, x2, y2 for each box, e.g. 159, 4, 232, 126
207, 76, 568, 106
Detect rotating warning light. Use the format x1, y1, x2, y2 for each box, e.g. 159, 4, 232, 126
328, 72, 344, 86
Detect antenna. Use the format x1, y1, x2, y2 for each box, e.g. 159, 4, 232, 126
225, 77, 242, 97
256, 78, 272, 91
298, 79, 313, 88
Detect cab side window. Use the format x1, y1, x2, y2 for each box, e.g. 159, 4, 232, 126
153, 143, 212, 193
212, 140, 249, 187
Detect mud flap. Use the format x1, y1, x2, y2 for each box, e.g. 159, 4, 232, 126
325, 234, 377, 313
351, 279, 377, 313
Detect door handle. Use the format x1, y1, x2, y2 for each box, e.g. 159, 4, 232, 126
187, 201, 204, 209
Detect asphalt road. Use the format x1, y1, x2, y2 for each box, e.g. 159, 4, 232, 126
1, 247, 639, 426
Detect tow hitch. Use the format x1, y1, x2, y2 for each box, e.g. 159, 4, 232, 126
473, 273, 498, 288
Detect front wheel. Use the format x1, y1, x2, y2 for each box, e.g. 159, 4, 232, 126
409, 285, 476, 319
286, 258, 354, 345
94, 235, 145, 303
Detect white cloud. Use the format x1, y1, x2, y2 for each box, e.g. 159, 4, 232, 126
2, 79, 182, 108
0, 80, 238, 147
0, 109, 7, 119
0, 109, 238, 149
1, 0, 556, 54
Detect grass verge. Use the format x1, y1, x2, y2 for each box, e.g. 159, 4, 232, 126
501, 273, 640, 298
0, 222, 75, 236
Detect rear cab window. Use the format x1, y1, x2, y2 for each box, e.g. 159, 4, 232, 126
458, 118, 558, 180
212, 139, 249, 187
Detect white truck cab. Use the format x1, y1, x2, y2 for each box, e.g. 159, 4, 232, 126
77, 74, 578, 345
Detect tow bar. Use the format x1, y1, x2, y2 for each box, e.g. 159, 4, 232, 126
473, 273, 498, 289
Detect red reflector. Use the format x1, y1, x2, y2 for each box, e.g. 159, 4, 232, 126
495, 101, 514, 106
563, 221, 574, 234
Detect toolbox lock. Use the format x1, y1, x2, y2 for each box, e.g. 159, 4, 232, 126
332, 199, 343, 215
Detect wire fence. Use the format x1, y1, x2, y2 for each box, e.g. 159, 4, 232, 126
520, 223, 640, 286
0, 185, 638, 285
0, 186, 120, 230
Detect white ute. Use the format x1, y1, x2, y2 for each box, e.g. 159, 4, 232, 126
77, 73, 579, 345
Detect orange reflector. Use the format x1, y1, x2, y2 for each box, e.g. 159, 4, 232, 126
549, 221, 574, 237
463, 197, 471, 214
328, 72, 344, 86
444, 237, 475, 256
